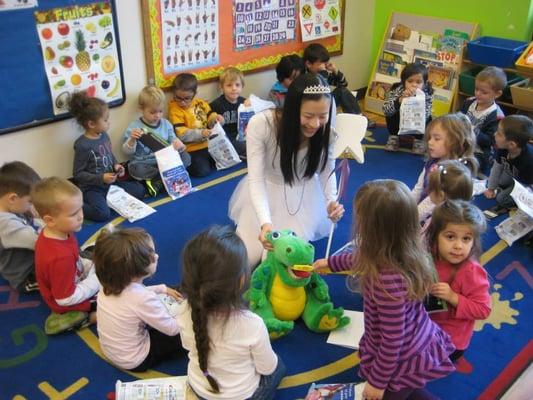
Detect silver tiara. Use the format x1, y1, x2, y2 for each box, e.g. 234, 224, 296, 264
303, 84, 331, 94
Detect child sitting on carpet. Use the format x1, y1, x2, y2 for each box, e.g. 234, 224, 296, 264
32, 178, 99, 334
412, 113, 476, 223
70, 91, 145, 221
314, 180, 455, 400
268, 54, 305, 109
427, 200, 491, 362
94, 227, 186, 372
123, 85, 191, 197
177, 225, 286, 399
0, 161, 41, 293
421, 157, 477, 234
383, 63, 434, 154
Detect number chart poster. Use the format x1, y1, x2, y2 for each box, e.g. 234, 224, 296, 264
159, 0, 219, 75
233, 0, 297, 51
35, 2, 123, 115
143, 0, 344, 88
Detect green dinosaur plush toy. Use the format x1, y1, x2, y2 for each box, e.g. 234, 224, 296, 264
245, 229, 350, 339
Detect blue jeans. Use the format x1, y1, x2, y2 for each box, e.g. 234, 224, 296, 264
82, 181, 145, 222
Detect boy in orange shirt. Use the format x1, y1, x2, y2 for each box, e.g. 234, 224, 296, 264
168, 73, 222, 177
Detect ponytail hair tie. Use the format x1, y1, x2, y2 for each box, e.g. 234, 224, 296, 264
203, 371, 210, 377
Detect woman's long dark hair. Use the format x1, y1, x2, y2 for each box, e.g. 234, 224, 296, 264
180, 225, 249, 393
277, 73, 332, 185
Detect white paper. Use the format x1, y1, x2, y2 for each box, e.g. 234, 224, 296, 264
327, 310, 364, 349
158, 294, 182, 318
106, 185, 156, 223
473, 178, 487, 196
510, 179, 533, 218
495, 210, 533, 246
155, 146, 193, 200
208, 123, 241, 170
399, 88, 426, 135
115, 376, 187, 400
249, 94, 276, 114
333, 113, 366, 162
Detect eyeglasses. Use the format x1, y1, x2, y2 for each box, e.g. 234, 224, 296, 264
174, 94, 194, 102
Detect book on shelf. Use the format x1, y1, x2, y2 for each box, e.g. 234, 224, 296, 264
428, 65, 455, 90
368, 81, 392, 100
413, 56, 444, 68
377, 59, 399, 77
382, 50, 406, 64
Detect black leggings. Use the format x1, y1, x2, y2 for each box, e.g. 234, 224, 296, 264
130, 329, 186, 372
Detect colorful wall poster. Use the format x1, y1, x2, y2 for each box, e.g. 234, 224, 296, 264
233, 0, 297, 51
0, 0, 38, 12
34, 2, 123, 115
159, 0, 219, 74
299, 0, 341, 42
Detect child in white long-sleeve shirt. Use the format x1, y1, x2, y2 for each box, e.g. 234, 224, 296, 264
412, 113, 476, 223
95, 227, 186, 372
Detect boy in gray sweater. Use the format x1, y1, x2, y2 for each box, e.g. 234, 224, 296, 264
0, 162, 41, 292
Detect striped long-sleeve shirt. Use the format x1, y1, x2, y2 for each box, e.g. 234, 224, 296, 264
327, 254, 455, 391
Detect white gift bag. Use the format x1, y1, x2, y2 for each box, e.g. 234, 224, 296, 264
208, 123, 241, 170
237, 94, 276, 141
399, 88, 426, 135
155, 145, 193, 200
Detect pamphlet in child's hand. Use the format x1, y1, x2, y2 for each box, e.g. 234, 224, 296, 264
155, 145, 193, 200
106, 185, 156, 222
327, 310, 364, 349
158, 293, 182, 318
116, 376, 187, 400
305, 382, 365, 400
510, 179, 533, 218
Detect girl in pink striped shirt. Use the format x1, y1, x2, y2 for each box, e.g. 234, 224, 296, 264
315, 180, 455, 400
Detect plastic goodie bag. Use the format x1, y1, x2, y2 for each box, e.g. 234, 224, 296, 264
237, 103, 255, 142
155, 145, 193, 200
399, 88, 426, 135
208, 123, 241, 170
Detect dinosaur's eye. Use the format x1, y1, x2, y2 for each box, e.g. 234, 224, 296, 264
271, 231, 280, 240
289, 231, 296, 236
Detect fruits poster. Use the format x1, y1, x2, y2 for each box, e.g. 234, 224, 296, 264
160, 0, 219, 75
34, 2, 122, 115
299, 0, 341, 42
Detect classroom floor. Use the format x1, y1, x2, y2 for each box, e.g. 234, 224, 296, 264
1, 126, 531, 399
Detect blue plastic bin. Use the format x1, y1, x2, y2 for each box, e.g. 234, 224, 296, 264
467, 36, 528, 68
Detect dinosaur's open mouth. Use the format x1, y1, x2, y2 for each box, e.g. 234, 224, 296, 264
290, 264, 313, 279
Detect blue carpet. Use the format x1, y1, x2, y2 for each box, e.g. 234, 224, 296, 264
1, 128, 531, 399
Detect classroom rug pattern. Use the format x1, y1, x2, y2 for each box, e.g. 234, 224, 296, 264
1, 127, 531, 399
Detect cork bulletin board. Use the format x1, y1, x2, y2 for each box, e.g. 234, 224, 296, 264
140, 0, 345, 89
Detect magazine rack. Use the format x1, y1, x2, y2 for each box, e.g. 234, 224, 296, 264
364, 12, 478, 117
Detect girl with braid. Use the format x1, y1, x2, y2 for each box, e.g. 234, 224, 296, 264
177, 225, 286, 399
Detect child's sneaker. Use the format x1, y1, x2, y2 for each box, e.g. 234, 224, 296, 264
22, 280, 39, 293
412, 139, 425, 155
144, 178, 164, 197
385, 135, 399, 151
44, 311, 89, 335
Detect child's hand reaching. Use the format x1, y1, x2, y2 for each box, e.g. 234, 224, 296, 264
362, 382, 385, 400
244, 98, 251, 107
127, 128, 144, 147
313, 258, 329, 275
399, 87, 417, 102
431, 282, 459, 307
172, 138, 186, 152
484, 189, 496, 199
325, 61, 338, 75
201, 128, 211, 138
215, 114, 224, 125
166, 286, 184, 302
103, 172, 117, 184
114, 163, 125, 177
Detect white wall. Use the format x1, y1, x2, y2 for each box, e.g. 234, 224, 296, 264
0, 0, 374, 178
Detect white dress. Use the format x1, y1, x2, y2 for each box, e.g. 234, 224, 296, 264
229, 110, 337, 265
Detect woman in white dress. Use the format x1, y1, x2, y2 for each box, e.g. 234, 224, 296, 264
229, 73, 344, 267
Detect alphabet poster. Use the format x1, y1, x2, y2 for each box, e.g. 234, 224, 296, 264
233, 0, 297, 51
35, 2, 123, 115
